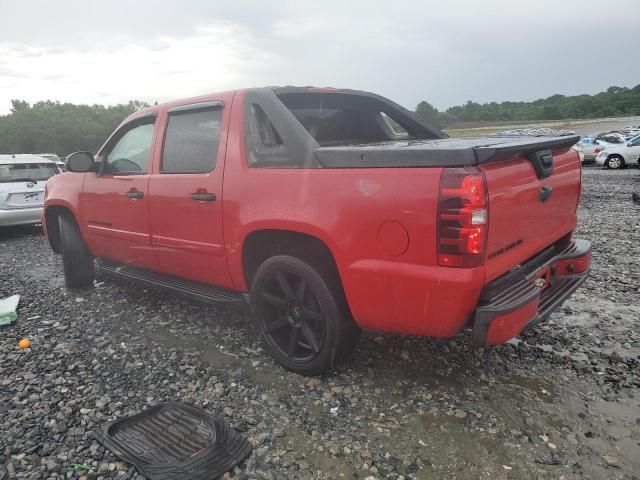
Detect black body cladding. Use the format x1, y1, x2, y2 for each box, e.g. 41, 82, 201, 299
244, 87, 579, 170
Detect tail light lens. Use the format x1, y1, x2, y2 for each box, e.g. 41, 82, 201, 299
594, 147, 601, 154
437, 168, 488, 268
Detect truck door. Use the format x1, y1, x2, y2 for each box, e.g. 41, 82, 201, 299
81, 113, 157, 270
148, 98, 233, 289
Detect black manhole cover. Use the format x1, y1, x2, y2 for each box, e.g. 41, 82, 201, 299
97, 402, 252, 479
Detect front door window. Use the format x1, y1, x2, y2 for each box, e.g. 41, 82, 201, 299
103, 122, 154, 174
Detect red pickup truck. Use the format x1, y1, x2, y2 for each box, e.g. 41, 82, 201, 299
43, 87, 591, 374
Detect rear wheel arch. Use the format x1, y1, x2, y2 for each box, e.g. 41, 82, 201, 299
242, 229, 344, 293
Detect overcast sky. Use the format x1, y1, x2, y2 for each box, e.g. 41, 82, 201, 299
1, 0, 639, 114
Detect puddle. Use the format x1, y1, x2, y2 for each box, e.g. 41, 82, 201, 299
584, 398, 640, 472
274, 424, 358, 479
147, 329, 240, 368
507, 373, 556, 403
146, 328, 283, 387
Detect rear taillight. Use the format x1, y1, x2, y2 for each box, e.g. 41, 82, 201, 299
594, 147, 601, 154
437, 168, 488, 268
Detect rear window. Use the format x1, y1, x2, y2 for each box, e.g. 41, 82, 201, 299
0, 163, 59, 183
278, 92, 416, 146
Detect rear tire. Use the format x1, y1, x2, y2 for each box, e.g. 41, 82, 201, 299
250, 255, 360, 375
605, 155, 624, 170
59, 214, 95, 289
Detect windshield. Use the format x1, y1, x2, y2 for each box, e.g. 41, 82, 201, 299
0, 163, 59, 183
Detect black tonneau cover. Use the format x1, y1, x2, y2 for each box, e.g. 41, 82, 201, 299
314, 135, 580, 168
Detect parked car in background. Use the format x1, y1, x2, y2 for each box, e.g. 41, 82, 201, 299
573, 138, 600, 163
595, 134, 640, 169
624, 132, 640, 141
42, 86, 591, 374
37, 153, 66, 172
573, 137, 617, 164
594, 133, 626, 144
0, 154, 60, 227
621, 125, 640, 137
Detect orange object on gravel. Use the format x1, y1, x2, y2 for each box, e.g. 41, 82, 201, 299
18, 338, 31, 349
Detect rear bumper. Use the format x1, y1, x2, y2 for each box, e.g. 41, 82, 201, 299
0, 206, 43, 227
472, 239, 591, 346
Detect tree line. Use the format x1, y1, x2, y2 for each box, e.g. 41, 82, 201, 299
0, 100, 147, 156
1, 84, 639, 156
415, 84, 640, 127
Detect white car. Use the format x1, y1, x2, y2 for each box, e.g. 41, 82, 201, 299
572, 137, 618, 163
0, 154, 60, 227
595, 134, 640, 169
36, 153, 66, 172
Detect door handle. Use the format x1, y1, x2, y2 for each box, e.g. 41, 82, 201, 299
125, 189, 144, 199
190, 192, 216, 202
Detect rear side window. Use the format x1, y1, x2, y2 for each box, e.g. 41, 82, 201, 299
380, 112, 409, 138
246, 103, 291, 167
162, 107, 222, 173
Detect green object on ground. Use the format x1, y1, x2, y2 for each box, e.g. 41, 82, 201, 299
71, 463, 92, 471
0, 295, 20, 326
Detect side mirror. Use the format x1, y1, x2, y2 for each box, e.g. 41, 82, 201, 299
66, 151, 97, 172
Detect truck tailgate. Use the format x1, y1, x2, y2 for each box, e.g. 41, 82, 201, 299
480, 146, 581, 282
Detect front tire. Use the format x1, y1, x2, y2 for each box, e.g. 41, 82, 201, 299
250, 255, 360, 375
605, 155, 624, 170
59, 214, 95, 289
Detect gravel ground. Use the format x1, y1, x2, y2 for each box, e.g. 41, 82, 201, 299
1, 167, 639, 480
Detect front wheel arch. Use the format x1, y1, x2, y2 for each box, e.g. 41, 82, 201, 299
44, 206, 74, 253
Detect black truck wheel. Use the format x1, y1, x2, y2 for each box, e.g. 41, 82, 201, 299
59, 214, 95, 289
250, 255, 360, 375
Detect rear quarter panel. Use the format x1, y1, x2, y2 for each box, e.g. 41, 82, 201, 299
223, 91, 483, 335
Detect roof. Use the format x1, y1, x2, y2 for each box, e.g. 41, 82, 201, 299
0, 154, 57, 165
124, 86, 379, 121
